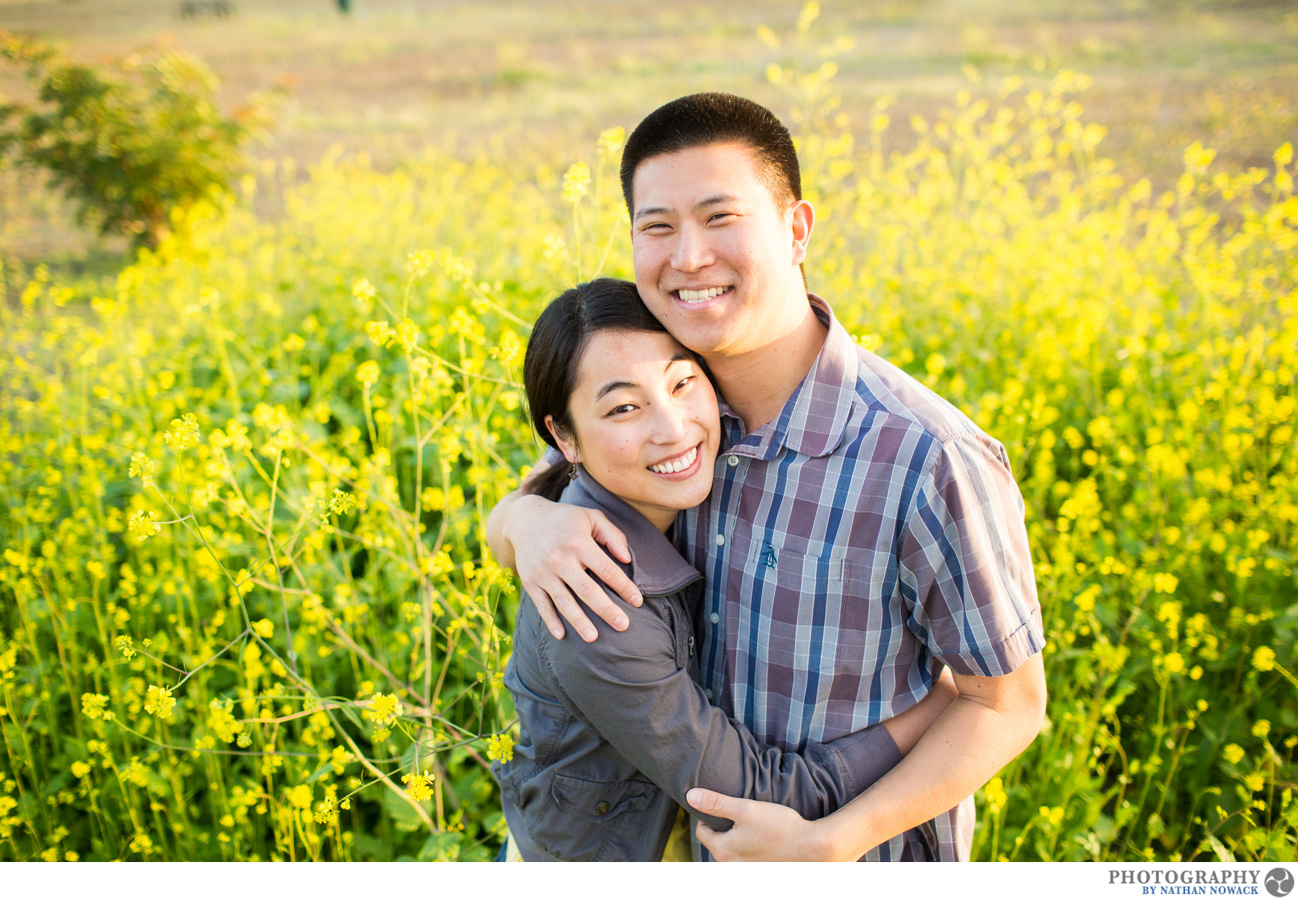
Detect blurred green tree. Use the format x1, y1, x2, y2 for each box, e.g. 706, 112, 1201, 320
0, 33, 281, 249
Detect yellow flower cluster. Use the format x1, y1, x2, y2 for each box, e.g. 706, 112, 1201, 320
486, 733, 514, 765
402, 771, 435, 803
367, 693, 401, 741
560, 162, 590, 205
162, 413, 201, 452
81, 693, 111, 720
126, 509, 161, 542
144, 685, 175, 720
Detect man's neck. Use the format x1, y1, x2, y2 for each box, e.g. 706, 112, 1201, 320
705, 297, 828, 434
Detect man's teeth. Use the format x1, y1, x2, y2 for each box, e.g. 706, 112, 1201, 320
649, 446, 698, 474
678, 287, 728, 303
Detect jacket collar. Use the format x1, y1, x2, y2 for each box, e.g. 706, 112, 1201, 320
717, 294, 857, 461
560, 467, 703, 597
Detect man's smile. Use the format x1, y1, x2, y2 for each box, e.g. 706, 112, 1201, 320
674, 286, 733, 304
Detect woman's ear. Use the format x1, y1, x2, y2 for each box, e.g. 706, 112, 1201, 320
545, 415, 580, 464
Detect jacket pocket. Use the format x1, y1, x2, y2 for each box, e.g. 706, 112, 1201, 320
551, 772, 658, 823
523, 773, 660, 861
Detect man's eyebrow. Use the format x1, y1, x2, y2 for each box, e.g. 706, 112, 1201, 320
695, 193, 739, 210
633, 194, 741, 223
633, 205, 670, 223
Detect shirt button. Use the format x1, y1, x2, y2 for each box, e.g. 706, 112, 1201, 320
709, 612, 720, 625
715, 533, 725, 546
704, 689, 713, 700
595, 801, 610, 815
727, 455, 739, 467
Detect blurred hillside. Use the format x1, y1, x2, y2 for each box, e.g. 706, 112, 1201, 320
2, 0, 1296, 265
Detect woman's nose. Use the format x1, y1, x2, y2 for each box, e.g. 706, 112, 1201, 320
653, 401, 689, 443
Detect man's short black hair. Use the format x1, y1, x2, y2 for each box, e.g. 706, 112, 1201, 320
620, 92, 801, 214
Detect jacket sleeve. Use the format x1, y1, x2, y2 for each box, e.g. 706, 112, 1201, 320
542, 591, 902, 831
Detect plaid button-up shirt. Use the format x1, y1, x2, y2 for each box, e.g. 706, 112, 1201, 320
677, 295, 1045, 861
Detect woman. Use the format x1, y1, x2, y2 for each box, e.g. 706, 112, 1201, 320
492, 278, 954, 861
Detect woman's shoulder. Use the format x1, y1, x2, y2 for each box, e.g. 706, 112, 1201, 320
558, 471, 702, 598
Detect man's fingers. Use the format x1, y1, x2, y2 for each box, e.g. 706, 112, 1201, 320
586, 555, 641, 610
686, 787, 741, 821
587, 516, 641, 606
569, 570, 630, 632
522, 580, 566, 640
589, 512, 632, 565
532, 570, 629, 640
695, 820, 719, 853
546, 582, 600, 643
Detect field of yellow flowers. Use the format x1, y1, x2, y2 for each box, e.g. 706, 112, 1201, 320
1, 58, 1295, 861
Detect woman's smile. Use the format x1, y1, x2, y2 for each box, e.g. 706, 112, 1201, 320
648, 443, 701, 476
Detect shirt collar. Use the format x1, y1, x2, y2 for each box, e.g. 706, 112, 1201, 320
561, 466, 703, 597
716, 294, 858, 461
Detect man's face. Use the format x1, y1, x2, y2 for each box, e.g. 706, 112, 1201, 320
630, 141, 813, 362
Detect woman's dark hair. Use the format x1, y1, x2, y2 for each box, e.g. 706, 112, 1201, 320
524, 278, 669, 502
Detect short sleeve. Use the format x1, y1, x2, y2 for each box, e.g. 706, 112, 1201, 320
898, 432, 1045, 676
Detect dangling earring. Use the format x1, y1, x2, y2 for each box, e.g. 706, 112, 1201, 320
569, 462, 578, 480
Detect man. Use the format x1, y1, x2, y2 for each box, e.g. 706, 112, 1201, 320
487, 92, 1046, 861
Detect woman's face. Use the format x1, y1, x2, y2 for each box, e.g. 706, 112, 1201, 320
548, 328, 720, 533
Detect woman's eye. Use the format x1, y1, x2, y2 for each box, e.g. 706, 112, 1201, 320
608, 404, 636, 416
674, 376, 695, 392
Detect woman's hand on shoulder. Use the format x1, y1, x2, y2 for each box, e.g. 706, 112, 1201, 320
505, 493, 641, 642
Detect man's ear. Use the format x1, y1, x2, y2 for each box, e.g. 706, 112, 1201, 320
545, 415, 580, 464
789, 199, 815, 267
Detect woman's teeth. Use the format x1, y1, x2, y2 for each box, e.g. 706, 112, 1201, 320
678, 287, 728, 303
649, 445, 698, 474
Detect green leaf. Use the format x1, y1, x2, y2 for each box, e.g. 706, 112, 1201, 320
305, 760, 333, 784
418, 831, 462, 861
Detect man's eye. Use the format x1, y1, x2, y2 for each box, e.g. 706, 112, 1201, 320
708, 212, 734, 223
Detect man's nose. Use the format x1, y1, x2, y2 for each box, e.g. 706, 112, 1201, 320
671, 225, 712, 272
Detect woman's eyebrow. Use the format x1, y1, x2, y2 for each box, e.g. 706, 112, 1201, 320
594, 356, 691, 400
595, 379, 637, 402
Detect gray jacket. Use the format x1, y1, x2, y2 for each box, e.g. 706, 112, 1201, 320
491, 467, 902, 861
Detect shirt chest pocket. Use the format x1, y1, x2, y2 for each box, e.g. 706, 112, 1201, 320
745, 535, 847, 591
742, 537, 880, 674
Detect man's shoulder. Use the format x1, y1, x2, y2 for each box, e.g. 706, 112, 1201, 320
805, 294, 984, 450
845, 342, 984, 449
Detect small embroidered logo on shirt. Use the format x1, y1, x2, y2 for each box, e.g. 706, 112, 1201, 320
761, 543, 778, 570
